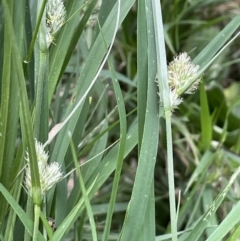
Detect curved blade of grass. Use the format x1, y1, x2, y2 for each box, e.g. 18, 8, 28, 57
50, 177, 97, 241
80, 122, 108, 181
68, 121, 138, 212
184, 151, 215, 193
185, 166, 240, 241
137, 1, 156, 240
179, 17, 240, 96
66, 117, 128, 210
141, 183, 155, 241
86, 122, 138, 197
200, 83, 212, 150
227, 221, 240, 241
40, 210, 54, 239
206, 198, 240, 241
50, 121, 137, 241
137, 1, 155, 236
0, 184, 45, 240
48, 0, 84, 103
202, 187, 218, 238
48, 0, 135, 166
119, 1, 159, 239
178, 172, 207, 230
4, 145, 25, 241
137, 0, 148, 149
102, 57, 127, 241
0, 0, 20, 229
58, 0, 100, 79
193, 14, 240, 67
172, 117, 199, 163
222, 98, 240, 148
69, 137, 98, 241
2, 0, 41, 204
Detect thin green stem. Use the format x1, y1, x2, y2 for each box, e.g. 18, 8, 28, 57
69, 139, 98, 241
151, 0, 178, 238
165, 110, 178, 241
33, 204, 41, 241
24, 197, 33, 241
23, 0, 47, 74
42, 197, 47, 239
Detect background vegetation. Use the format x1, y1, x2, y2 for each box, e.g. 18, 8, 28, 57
1, 0, 240, 240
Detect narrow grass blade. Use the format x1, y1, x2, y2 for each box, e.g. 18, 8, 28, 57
48, 0, 135, 195
48, 0, 84, 102
85, 123, 138, 198
200, 83, 212, 150
0, 184, 45, 241
141, 183, 155, 241
119, 1, 159, 239
227, 222, 240, 241
185, 151, 215, 193
185, 167, 240, 241
50, 178, 97, 241
206, 200, 240, 241
193, 14, 240, 67
137, 0, 148, 148
70, 138, 98, 241
59, 0, 100, 78
51, 123, 138, 240
2, 0, 41, 204
102, 58, 127, 241
0, 0, 20, 228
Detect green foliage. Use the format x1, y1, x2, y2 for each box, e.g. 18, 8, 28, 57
1, 0, 240, 240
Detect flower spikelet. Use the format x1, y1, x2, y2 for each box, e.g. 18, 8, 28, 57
168, 52, 201, 95
170, 89, 183, 109
166, 52, 202, 110
46, 0, 66, 46
25, 140, 63, 198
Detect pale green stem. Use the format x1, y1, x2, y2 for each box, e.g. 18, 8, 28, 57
33, 204, 41, 241
34, 0, 48, 141
24, 197, 33, 241
165, 110, 178, 241
42, 196, 47, 239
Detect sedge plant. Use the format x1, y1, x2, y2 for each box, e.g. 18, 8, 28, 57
1, 0, 240, 241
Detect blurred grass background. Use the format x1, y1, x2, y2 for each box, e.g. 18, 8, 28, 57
1, 0, 240, 240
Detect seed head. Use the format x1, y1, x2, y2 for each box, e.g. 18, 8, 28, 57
167, 52, 202, 110
46, 0, 66, 46
25, 140, 63, 198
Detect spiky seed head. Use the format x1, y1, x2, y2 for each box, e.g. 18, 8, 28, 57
25, 140, 63, 198
46, 0, 66, 47
168, 52, 201, 95
166, 52, 202, 110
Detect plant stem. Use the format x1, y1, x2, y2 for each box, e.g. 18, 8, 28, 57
42, 197, 47, 239
24, 197, 33, 241
33, 204, 40, 241
165, 110, 178, 241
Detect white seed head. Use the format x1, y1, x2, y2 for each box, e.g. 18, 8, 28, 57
39, 162, 63, 194
168, 52, 201, 95
46, 26, 54, 47
25, 140, 63, 197
169, 89, 183, 109
165, 52, 202, 110
46, 0, 66, 46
